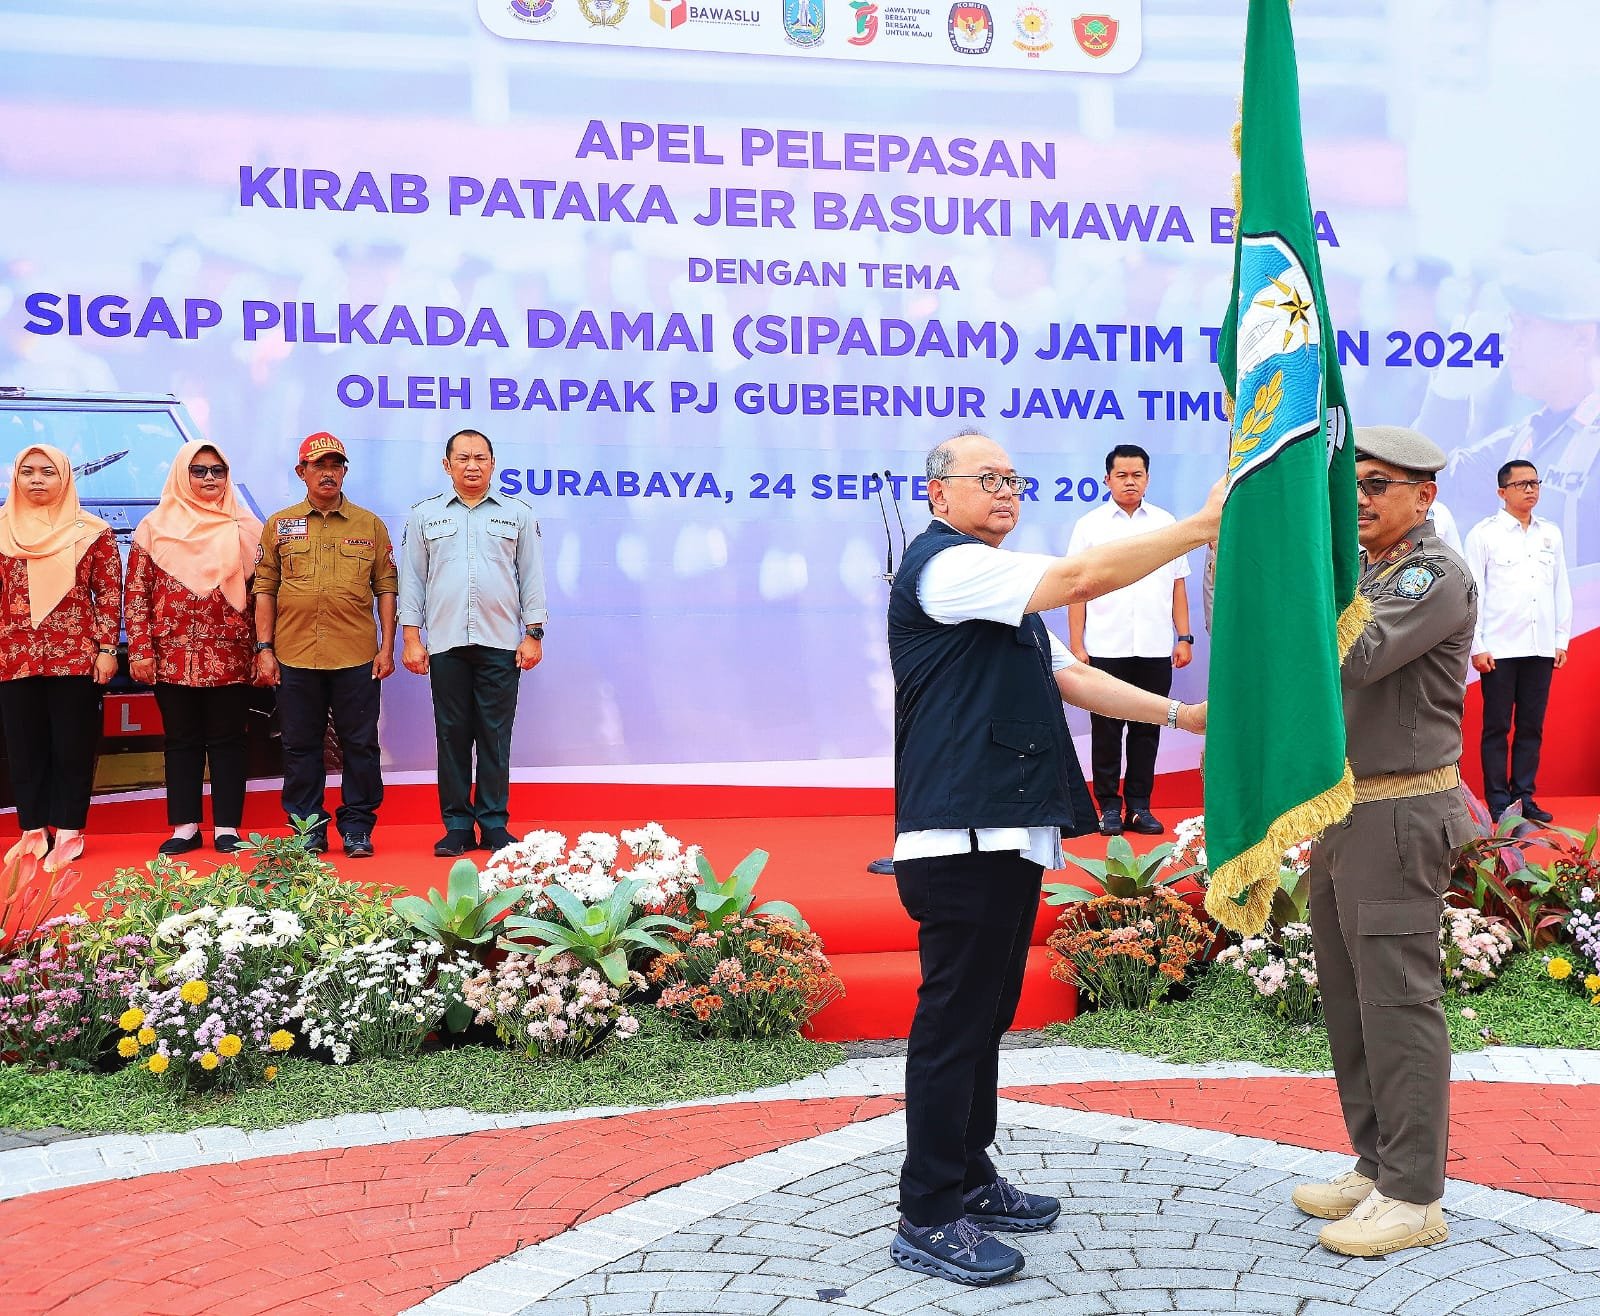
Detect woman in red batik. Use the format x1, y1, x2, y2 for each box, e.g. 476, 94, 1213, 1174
126, 441, 262, 855
0, 444, 122, 871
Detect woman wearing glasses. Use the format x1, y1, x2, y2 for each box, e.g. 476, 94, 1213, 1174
125, 441, 262, 854
0, 444, 122, 871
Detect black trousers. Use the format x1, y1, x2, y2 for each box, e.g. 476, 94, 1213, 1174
1088, 655, 1172, 812
154, 683, 250, 829
894, 847, 1042, 1226
278, 662, 383, 836
1478, 656, 1555, 814
428, 645, 519, 833
0, 675, 101, 831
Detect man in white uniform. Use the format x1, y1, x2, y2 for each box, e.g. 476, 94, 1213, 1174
1066, 445, 1194, 835
1464, 460, 1572, 822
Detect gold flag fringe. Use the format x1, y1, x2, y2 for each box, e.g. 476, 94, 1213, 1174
1205, 593, 1371, 935
1205, 762, 1353, 935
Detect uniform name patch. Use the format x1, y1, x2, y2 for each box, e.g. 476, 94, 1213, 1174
277, 518, 308, 540
1394, 563, 1442, 599
342, 538, 374, 549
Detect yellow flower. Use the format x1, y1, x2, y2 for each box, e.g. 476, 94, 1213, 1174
1548, 957, 1573, 981
119, 1007, 145, 1031
147, 1053, 170, 1075
269, 1030, 294, 1053
137, 1026, 156, 1046
179, 980, 209, 1005
199, 1052, 220, 1071
117, 1036, 140, 1058
218, 1034, 243, 1058
263, 1065, 278, 1081
1586, 974, 1600, 993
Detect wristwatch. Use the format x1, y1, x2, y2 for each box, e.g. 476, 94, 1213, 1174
525, 625, 545, 641
254, 641, 275, 654
1166, 699, 1182, 730
1175, 634, 1195, 644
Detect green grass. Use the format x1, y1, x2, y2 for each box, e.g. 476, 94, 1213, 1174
1046, 952, 1600, 1073
0, 1013, 843, 1134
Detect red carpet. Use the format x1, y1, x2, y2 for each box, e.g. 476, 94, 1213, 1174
16, 783, 1599, 1042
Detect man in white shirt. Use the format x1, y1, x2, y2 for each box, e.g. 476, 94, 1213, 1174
1066, 445, 1193, 836
1463, 461, 1573, 822
886, 429, 1221, 1286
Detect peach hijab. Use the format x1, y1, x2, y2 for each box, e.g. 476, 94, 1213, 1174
132, 440, 263, 612
0, 444, 111, 628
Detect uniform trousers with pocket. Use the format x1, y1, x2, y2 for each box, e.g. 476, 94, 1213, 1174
1307, 788, 1470, 1205
893, 847, 1042, 1227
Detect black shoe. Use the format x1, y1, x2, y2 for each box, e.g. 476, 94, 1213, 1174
962, 1177, 1062, 1233
478, 826, 518, 853
866, 857, 896, 875
1124, 809, 1165, 835
434, 829, 475, 858
214, 832, 244, 855
341, 832, 374, 859
157, 834, 203, 857
1522, 800, 1554, 824
1097, 807, 1123, 836
304, 830, 329, 855
889, 1217, 1024, 1286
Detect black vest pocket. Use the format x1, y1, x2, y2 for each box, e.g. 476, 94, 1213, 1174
987, 719, 1052, 804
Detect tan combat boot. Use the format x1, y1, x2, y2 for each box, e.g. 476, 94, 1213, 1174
1317, 1191, 1448, 1257
1290, 1169, 1374, 1220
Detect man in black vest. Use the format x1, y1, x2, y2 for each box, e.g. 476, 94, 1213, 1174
888, 430, 1221, 1286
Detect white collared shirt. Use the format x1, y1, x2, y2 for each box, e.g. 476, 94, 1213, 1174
1464, 510, 1572, 657
893, 524, 1075, 869
1430, 499, 1463, 556
1066, 501, 1190, 657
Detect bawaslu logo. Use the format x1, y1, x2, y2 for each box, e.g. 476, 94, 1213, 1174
649, 0, 688, 27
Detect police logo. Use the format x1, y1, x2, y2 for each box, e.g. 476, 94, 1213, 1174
578, 0, 628, 26
783, 0, 825, 46
1394, 564, 1439, 599
509, 0, 556, 21
1071, 12, 1117, 57
1226, 233, 1344, 489
1013, 4, 1052, 57
948, 2, 993, 53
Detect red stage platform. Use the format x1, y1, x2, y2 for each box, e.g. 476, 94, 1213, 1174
15, 782, 1600, 1042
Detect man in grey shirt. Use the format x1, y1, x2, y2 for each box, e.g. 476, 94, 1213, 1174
399, 429, 547, 857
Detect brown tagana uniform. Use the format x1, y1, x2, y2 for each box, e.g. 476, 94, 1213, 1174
1307, 515, 1477, 1207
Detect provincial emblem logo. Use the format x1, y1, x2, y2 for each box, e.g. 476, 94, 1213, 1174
650, 0, 687, 26
1071, 12, 1117, 56
1227, 233, 1345, 487
579, 0, 629, 26
783, 0, 825, 45
1013, 4, 1052, 57
849, 0, 880, 45
948, 2, 993, 53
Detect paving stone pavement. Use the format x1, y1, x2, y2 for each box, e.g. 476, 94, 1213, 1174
409, 1110, 1600, 1316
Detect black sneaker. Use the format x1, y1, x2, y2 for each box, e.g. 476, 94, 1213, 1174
1124, 808, 1165, 835
157, 834, 203, 857
341, 832, 374, 859
866, 857, 895, 875
889, 1217, 1024, 1286
1522, 800, 1554, 824
434, 829, 475, 858
304, 830, 329, 855
1097, 807, 1123, 836
478, 826, 518, 854
963, 1177, 1062, 1233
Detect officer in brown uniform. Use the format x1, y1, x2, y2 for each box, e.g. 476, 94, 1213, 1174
253, 433, 399, 857
1290, 425, 1478, 1257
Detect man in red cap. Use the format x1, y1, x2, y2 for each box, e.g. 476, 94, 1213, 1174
253, 433, 398, 857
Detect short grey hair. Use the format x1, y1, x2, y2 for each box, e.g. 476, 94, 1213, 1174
925, 428, 989, 481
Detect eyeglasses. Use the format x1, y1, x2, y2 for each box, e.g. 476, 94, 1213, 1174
1500, 479, 1541, 492
938, 472, 1029, 494
1354, 475, 1425, 498
188, 464, 229, 479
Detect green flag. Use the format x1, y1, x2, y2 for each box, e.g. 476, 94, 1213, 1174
1203, 0, 1365, 935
